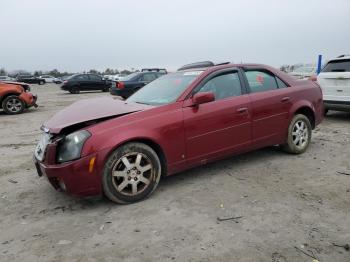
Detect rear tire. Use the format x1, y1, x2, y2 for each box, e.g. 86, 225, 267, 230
102, 142, 161, 204
69, 87, 80, 94
324, 109, 329, 116
2, 95, 25, 115
282, 114, 312, 154
38, 80, 45, 85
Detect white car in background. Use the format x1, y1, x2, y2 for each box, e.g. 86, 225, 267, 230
317, 55, 350, 113
0, 76, 15, 81
110, 74, 127, 81
288, 66, 317, 80
39, 75, 62, 84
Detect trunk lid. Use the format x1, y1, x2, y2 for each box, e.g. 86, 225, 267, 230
317, 72, 350, 101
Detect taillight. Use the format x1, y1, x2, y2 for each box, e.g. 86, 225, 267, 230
117, 81, 125, 89
63, 80, 68, 84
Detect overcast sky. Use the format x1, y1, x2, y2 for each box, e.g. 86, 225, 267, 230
1, 0, 349, 72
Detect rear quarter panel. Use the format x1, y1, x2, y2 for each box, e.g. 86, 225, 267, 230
288, 80, 324, 126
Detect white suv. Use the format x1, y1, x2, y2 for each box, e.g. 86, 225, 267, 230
317, 55, 350, 113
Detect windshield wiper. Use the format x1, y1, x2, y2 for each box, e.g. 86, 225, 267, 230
134, 101, 151, 105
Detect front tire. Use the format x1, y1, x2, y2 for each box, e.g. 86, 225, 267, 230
38, 80, 45, 85
2, 95, 25, 115
102, 142, 161, 204
282, 114, 312, 154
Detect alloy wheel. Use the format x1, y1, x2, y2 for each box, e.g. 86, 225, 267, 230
292, 120, 309, 149
112, 152, 153, 196
5, 98, 23, 113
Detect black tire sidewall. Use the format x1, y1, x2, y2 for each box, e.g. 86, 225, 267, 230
285, 114, 312, 154
102, 142, 161, 204
70, 87, 80, 94
2, 96, 25, 115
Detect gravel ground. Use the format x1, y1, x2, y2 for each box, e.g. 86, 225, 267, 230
0, 84, 349, 262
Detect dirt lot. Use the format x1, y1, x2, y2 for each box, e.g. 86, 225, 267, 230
0, 83, 349, 262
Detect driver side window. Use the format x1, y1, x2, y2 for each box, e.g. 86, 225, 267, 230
198, 71, 242, 101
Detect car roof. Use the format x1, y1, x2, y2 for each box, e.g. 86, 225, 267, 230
328, 55, 350, 62
178, 63, 279, 73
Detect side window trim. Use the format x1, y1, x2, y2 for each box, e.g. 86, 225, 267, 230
275, 76, 289, 88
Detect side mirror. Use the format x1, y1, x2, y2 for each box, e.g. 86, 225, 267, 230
192, 92, 215, 106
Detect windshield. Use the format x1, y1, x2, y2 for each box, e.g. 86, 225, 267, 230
127, 71, 203, 105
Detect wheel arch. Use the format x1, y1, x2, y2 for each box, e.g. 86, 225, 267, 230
292, 105, 316, 129
0, 93, 21, 108
104, 137, 168, 177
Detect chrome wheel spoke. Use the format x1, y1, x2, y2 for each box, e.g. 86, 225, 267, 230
113, 170, 126, 178
131, 183, 138, 195
140, 164, 151, 172
117, 180, 129, 191
135, 154, 142, 168
139, 176, 150, 185
122, 157, 131, 169
293, 136, 300, 144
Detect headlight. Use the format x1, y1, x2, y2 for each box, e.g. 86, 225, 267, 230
57, 130, 91, 163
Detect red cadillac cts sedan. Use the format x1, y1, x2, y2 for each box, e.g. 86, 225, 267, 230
34, 62, 324, 204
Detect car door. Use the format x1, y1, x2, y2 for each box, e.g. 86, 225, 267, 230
243, 68, 293, 147
183, 69, 252, 166
88, 74, 104, 90
75, 74, 90, 90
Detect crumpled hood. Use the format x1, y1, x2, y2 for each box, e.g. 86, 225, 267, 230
44, 97, 153, 134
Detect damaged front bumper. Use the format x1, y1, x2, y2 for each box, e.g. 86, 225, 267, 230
33, 136, 111, 197
20, 92, 38, 108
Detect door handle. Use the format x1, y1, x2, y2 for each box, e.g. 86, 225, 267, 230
281, 97, 290, 102
237, 107, 248, 113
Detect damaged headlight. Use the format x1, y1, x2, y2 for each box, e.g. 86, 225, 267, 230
57, 130, 91, 163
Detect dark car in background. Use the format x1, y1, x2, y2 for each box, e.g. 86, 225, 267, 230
110, 68, 167, 98
61, 74, 111, 94
17, 75, 45, 85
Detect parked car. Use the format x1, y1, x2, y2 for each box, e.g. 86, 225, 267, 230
17, 75, 45, 85
0, 81, 37, 114
110, 74, 127, 81
288, 66, 317, 80
33, 61, 323, 204
61, 73, 111, 94
39, 75, 62, 84
110, 68, 167, 98
0, 76, 15, 81
317, 55, 350, 113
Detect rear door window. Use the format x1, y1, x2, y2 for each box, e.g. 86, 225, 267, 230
89, 74, 102, 81
245, 70, 278, 93
322, 59, 350, 72
74, 75, 89, 80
